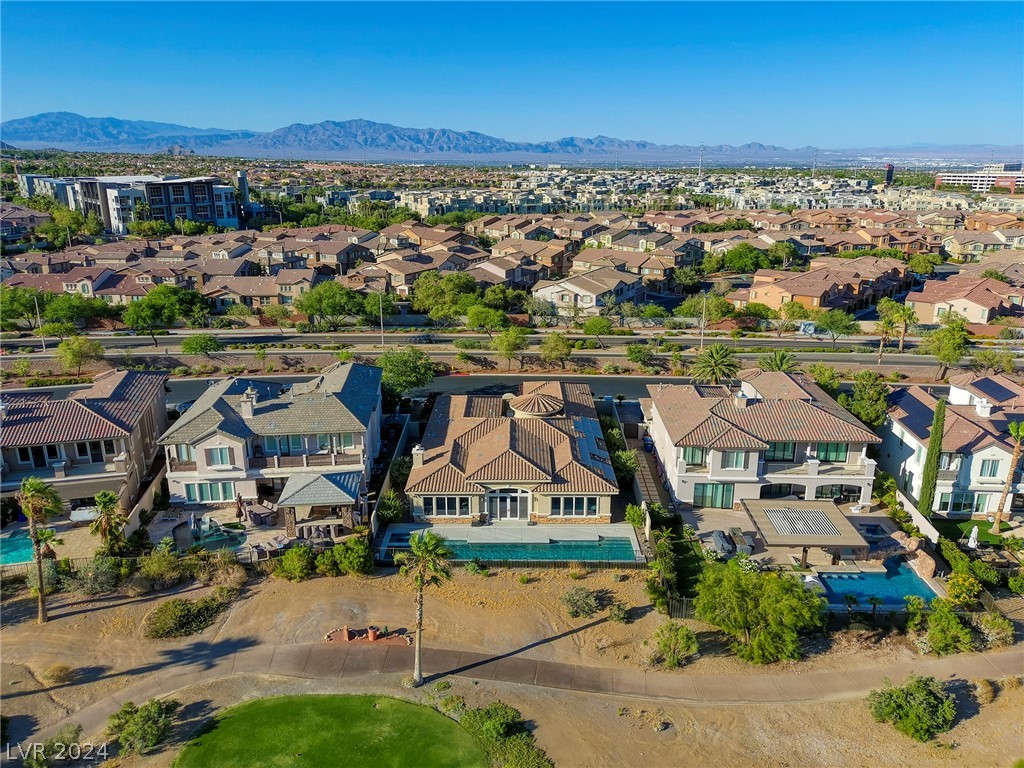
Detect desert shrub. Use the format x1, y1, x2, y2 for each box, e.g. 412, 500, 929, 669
867, 674, 955, 742
144, 596, 226, 638
316, 550, 341, 577
500, 732, 555, 768
561, 586, 599, 618
1007, 574, 1024, 595
375, 488, 408, 525
465, 561, 490, 576
608, 603, 631, 624
923, 599, 974, 655
335, 537, 374, 575
43, 663, 74, 685
904, 595, 928, 632
972, 612, 1014, 649
969, 559, 1001, 588
27, 559, 61, 596
67, 555, 120, 595
945, 571, 982, 608
275, 545, 316, 582
653, 621, 698, 669
124, 574, 152, 597
518, 574, 530, 585
434, 680, 451, 692
107, 698, 180, 755
624, 503, 645, 529
610, 573, 627, 583
646, 577, 669, 614
461, 701, 552, 767
137, 548, 184, 589
973, 679, 996, 705
438, 694, 466, 714
23, 723, 82, 768
999, 675, 1022, 691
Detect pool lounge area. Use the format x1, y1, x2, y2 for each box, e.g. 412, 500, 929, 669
381, 523, 645, 565
814, 556, 940, 608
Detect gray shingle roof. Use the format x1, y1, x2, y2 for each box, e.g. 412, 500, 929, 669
277, 471, 361, 507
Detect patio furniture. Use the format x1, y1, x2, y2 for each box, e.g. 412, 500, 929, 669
69, 507, 100, 527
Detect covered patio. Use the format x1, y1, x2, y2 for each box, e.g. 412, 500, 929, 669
741, 499, 870, 568
276, 471, 366, 542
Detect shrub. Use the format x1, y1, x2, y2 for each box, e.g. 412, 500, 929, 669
653, 621, 698, 668
999, 675, 1022, 691
389, 456, 413, 490
461, 701, 553, 766
608, 603, 631, 624
275, 545, 316, 582
316, 550, 341, 577
1007, 574, 1024, 595
936, 537, 972, 573
972, 612, 1014, 649
107, 698, 180, 755
465, 561, 490, 576
867, 675, 955, 742
518, 574, 530, 585
439, 694, 466, 714
969, 559, 1001, 588
945, 571, 982, 608
924, 599, 974, 655
904, 595, 928, 632
973, 679, 996, 705
23, 723, 82, 768
138, 548, 184, 589
43, 663, 74, 685
334, 537, 374, 575
27, 559, 62, 596
375, 488, 408, 525
561, 586, 599, 618
144, 596, 226, 638
67, 555, 121, 595
434, 680, 452, 692
624, 503, 645, 528
646, 577, 669, 614
124, 574, 153, 597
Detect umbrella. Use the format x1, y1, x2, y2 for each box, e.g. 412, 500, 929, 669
967, 525, 979, 550
189, 511, 197, 531
235, 494, 244, 520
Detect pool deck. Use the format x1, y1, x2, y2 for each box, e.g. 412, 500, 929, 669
383, 522, 644, 559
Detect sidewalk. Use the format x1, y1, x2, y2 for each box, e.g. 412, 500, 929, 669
32, 640, 1024, 742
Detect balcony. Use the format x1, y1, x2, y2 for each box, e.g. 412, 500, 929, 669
937, 469, 959, 483
168, 458, 197, 472
763, 461, 869, 477
248, 452, 362, 471
1, 460, 124, 490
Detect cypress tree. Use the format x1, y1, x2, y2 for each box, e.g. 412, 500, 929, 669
917, 398, 946, 517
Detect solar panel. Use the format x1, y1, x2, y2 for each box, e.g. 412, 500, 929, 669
763, 507, 841, 537
970, 378, 1016, 404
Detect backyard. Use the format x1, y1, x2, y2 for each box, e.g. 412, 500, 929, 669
932, 519, 1013, 547
173, 694, 487, 768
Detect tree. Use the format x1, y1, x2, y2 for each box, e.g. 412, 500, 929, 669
876, 317, 897, 365
44, 293, 110, 324
539, 332, 572, 369
838, 370, 890, 429
83, 212, 105, 236
843, 594, 860, 615
867, 596, 884, 618
758, 350, 797, 372
776, 301, 811, 337
641, 303, 670, 319
123, 285, 204, 345
867, 674, 956, 742
625, 343, 653, 367
980, 268, 1010, 282
673, 292, 734, 330
767, 241, 800, 269
917, 397, 946, 517
225, 303, 254, 318
739, 302, 777, 322
971, 349, 1016, 375
482, 284, 526, 311
689, 343, 739, 384
492, 326, 528, 370
90, 490, 127, 554
180, 333, 223, 358
294, 281, 361, 329
694, 560, 825, 663
992, 421, 1024, 535
672, 267, 701, 293
17, 477, 64, 624
927, 312, 969, 380
582, 316, 613, 349
55, 335, 104, 375
376, 346, 435, 401
815, 310, 860, 350
261, 303, 292, 332
394, 531, 452, 686
524, 297, 558, 327
466, 305, 508, 339
410, 272, 479, 320
805, 363, 841, 397
36, 322, 78, 341
360, 292, 398, 327
907, 253, 943, 276
0, 285, 47, 329
877, 299, 918, 353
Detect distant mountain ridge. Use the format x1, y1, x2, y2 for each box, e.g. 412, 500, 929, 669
1, 112, 1019, 163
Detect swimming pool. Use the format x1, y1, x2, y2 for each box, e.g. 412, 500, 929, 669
172, 521, 247, 552
818, 557, 937, 606
0, 530, 34, 565
428, 537, 638, 563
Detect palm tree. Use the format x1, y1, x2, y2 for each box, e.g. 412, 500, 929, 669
843, 594, 860, 616
867, 596, 884, 619
992, 421, 1024, 536
689, 343, 740, 384
89, 490, 128, 554
17, 477, 64, 624
394, 531, 452, 687
758, 350, 797, 373
891, 304, 918, 353
876, 317, 897, 366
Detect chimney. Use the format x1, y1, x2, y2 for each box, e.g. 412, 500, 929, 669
0, 401, 6, 422
733, 392, 750, 409
411, 444, 425, 468
240, 386, 256, 420
975, 397, 992, 418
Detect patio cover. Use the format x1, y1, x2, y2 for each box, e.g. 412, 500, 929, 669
741, 500, 868, 550
276, 471, 361, 507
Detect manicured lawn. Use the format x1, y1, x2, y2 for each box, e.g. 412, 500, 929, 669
173, 695, 488, 768
932, 518, 1011, 546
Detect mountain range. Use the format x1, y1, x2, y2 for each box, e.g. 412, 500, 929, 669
1, 112, 1018, 164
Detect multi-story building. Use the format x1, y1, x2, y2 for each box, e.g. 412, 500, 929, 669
879, 373, 1024, 518
644, 371, 880, 510
159, 363, 382, 539
0, 370, 167, 509
144, 177, 238, 230
904, 276, 1022, 324
934, 164, 1024, 193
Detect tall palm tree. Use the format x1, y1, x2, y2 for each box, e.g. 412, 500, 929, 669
867, 596, 884, 619
992, 421, 1024, 536
689, 343, 740, 384
843, 594, 859, 616
758, 350, 797, 373
394, 531, 452, 687
876, 317, 897, 366
90, 490, 128, 554
17, 477, 64, 624
891, 304, 918, 353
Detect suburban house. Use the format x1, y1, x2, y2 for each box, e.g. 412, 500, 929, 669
644, 371, 880, 510
202, 270, 320, 310
0, 202, 52, 243
0, 370, 167, 509
159, 363, 382, 539
904, 276, 1023, 324
879, 373, 1024, 518
942, 231, 1008, 262
532, 266, 643, 316
491, 238, 577, 276
404, 381, 619, 524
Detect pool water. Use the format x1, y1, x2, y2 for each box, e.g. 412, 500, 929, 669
818, 557, 936, 606
0, 530, 34, 565
444, 537, 638, 563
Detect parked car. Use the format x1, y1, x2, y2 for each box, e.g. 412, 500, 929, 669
410, 334, 435, 343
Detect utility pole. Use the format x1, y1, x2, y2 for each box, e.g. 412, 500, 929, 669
379, 291, 385, 347
699, 290, 707, 351
697, 142, 704, 179
34, 294, 46, 352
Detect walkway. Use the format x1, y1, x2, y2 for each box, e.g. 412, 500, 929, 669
32, 641, 1024, 742
629, 439, 673, 510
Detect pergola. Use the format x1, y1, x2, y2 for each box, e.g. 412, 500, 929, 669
741, 500, 869, 568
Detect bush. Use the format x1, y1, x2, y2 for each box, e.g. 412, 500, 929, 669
969, 559, 1001, 588
518, 574, 530, 585
68, 555, 121, 595
936, 537, 972, 572
867, 674, 956, 742
124, 574, 152, 597
138, 548, 184, 589
316, 550, 341, 577
461, 701, 552, 767
945, 571, 982, 608
107, 699, 180, 755
389, 456, 413, 490
972, 612, 1014, 649
924, 599, 974, 656
608, 603, 631, 624
610, 449, 640, 486
904, 595, 928, 632
376, 488, 408, 524
1009, 575, 1024, 595
43, 663, 74, 684
27, 559, 62, 596
465, 561, 490, 576
653, 621, 698, 669
335, 537, 374, 575
23, 723, 83, 768
624, 503, 645, 528
646, 577, 669, 614
973, 679, 996, 705
275, 545, 316, 582
144, 596, 226, 638
561, 586, 599, 618
439, 694, 466, 714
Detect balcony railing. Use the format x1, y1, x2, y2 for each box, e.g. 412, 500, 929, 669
248, 453, 361, 470
937, 468, 959, 482
168, 458, 197, 472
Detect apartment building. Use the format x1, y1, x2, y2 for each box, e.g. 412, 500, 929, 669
0, 370, 167, 509
644, 371, 880, 510
934, 164, 1024, 193
879, 373, 1024, 518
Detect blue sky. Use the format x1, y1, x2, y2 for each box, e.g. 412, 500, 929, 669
2, 2, 1022, 147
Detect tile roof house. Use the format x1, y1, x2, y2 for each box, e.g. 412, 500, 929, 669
532, 266, 643, 316
644, 371, 880, 510
905, 276, 1023, 324
942, 231, 1008, 262
405, 381, 618, 524
0, 370, 167, 509
159, 363, 383, 539
879, 373, 1024, 517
